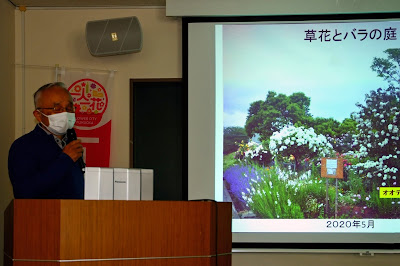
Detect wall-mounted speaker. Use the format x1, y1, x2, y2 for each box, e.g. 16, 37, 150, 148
86, 16, 142, 57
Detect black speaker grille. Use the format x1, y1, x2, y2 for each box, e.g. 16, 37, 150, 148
86, 16, 142, 56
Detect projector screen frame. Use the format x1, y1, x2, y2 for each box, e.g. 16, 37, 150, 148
182, 12, 400, 250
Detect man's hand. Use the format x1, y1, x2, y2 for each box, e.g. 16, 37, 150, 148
63, 140, 83, 162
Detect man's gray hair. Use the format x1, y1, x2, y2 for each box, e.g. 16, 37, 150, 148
33, 82, 68, 108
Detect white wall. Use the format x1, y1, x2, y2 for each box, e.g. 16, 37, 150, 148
14, 8, 182, 168
0, 1, 15, 266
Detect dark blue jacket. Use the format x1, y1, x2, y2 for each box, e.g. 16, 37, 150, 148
8, 125, 84, 199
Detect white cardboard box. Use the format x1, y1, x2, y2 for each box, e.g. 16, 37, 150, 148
84, 167, 114, 200
113, 168, 141, 200
140, 169, 154, 200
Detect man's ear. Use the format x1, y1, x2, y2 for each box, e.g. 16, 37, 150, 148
33, 110, 42, 122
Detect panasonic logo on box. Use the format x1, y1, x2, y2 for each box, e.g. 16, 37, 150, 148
113, 168, 141, 200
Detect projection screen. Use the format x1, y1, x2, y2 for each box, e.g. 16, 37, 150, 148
186, 13, 400, 249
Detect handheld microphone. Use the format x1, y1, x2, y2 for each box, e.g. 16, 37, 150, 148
67, 128, 86, 174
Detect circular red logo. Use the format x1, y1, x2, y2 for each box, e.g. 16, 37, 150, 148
68, 79, 108, 127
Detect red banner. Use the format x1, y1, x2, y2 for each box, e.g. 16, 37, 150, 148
61, 69, 114, 167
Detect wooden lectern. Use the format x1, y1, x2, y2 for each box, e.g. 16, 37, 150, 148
4, 200, 232, 266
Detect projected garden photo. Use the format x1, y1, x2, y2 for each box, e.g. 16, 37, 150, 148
221, 23, 400, 219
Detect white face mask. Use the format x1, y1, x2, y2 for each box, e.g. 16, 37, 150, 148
39, 111, 76, 135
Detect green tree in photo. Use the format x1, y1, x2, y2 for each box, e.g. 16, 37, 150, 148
224, 127, 248, 155
371, 48, 400, 86
310, 117, 357, 154
245, 91, 311, 141
338, 118, 358, 136
311, 117, 341, 138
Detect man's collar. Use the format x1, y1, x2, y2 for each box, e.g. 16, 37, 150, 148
38, 123, 51, 135
37, 124, 67, 148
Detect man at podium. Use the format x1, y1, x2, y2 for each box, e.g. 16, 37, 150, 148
8, 82, 84, 199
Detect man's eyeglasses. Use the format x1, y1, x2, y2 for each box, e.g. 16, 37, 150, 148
37, 105, 75, 113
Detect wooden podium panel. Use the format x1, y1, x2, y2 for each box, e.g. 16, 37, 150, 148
4, 200, 232, 266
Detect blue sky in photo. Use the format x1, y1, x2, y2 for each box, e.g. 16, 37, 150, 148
222, 21, 400, 127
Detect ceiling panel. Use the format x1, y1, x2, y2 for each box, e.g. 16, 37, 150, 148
8, 0, 166, 7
